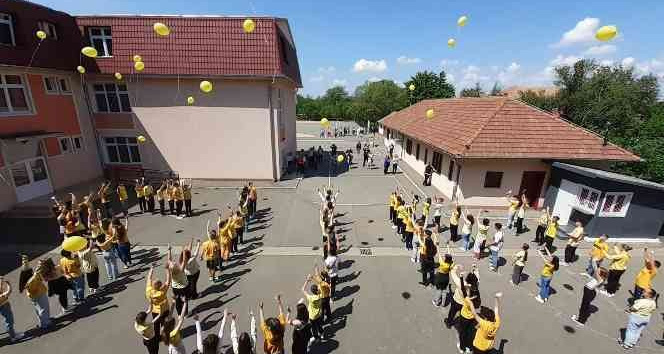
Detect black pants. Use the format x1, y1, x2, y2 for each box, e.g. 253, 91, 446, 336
56, 289, 68, 309
392, 164, 397, 174
577, 287, 596, 323
473, 347, 490, 354
605, 269, 625, 294
389, 207, 394, 222
384, 165, 389, 174
146, 196, 155, 212
457, 316, 477, 351
138, 197, 146, 212
311, 316, 324, 339
512, 265, 524, 285
86, 268, 100, 290
434, 215, 441, 230
152, 311, 168, 341
450, 224, 458, 242
322, 297, 332, 322
143, 336, 159, 354
535, 225, 546, 244
446, 300, 463, 327
168, 200, 175, 214
231, 236, 238, 253
423, 173, 432, 186
185, 199, 192, 217
404, 231, 413, 250
173, 287, 188, 316
544, 237, 554, 253
237, 227, 244, 244
103, 201, 113, 218
176, 200, 183, 216
186, 271, 200, 299
564, 245, 577, 263
515, 217, 524, 234
421, 260, 434, 285
330, 275, 338, 300
159, 200, 166, 215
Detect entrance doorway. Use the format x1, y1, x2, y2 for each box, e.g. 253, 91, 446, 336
519, 171, 546, 208
10, 157, 53, 202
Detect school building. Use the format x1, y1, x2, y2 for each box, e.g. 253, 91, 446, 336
379, 97, 641, 209
0, 0, 301, 212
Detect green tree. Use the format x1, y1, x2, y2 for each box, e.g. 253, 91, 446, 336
519, 89, 560, 113
403, 70, 455, 103
348, 80, 409, 124
459, 82, 483, 97
319, 86, 351, 120
296, 94, 322, 120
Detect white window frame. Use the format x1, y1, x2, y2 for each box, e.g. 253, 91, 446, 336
58, 137, 72, 155
0, 13, 16, 46
71, 135, 84, 152
103, 136, 142, 164
37, 21, 57, 40
598, 192, 633, 218
43, 76, 59, 94
58, 77, 72, 94
0, 73, 34, 115
93, 83, 131, 113
575, 184, 602, 214
87, 27, 112, 57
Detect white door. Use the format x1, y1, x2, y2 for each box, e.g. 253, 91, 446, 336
10, 157, 53, 202
552, 179, 577, 225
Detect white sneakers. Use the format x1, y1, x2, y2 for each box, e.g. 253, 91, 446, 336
570, 315, 585, 327
535, 295, 545, 304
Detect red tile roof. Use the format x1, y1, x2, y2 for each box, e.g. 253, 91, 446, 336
381, 97, 640, 162
74, 16, 301, 87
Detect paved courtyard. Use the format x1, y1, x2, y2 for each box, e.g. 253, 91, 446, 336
1, 130, 663, 353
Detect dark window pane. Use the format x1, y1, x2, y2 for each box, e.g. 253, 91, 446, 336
73, 138, 82, 149
106, 39, 112, 56
44, 78, 55, 91
30, 159, 48, 181
5, 75, 21, 84
92, 38, 105, 54
448, 161, 455, 178
59, 138, 69, 151
129, 145, 141, 162
484, 171, 503, 188
117, 84, 127, 91
116, 137, 127, 144
127, 137, 137, 144
90, 28, 101, 36
104, 84, 116, 92
0, 23, 12, 45
119, 93, 131, 112
415, 144, 420, 160
117, 145, 130, 163
59, 79, 69, 92
11, 163, 29, 187
103, 28, 112, 36
0, 91, 8, 111
106, 93, 120, 112
95, 93, 108, 112
106, 145, 119, 162
93, 84, 104, 92
8, 88, 28, 111
104, 137, 115, 144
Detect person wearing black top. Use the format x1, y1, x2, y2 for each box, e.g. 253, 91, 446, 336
423, 164, 434, 186
289, 303, 313, 354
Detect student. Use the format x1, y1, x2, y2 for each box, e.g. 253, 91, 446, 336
100, 181, 114, 218
194, 308, 227, 354
157, 183, 167, 216
173, 182, 185, 217
218, 217, 233, 263
314, 269, 332, 322
543, 215, 559, 254
571, 267, 608, 326
474, 217, 490, 260
586, 234, 609, 277
78, 239, 100, 295
505, 192, 520, 230
40, 258, 70, 315
413, 219, 425, 263
233, 211, 245, 250
420, 231, 437, 286
161, 302, 187, 354
0, 277, 24, 342
458, 275, 481, 354
422, 197, 431, 226
391, 157, 399, 174
403, 210, 416, 251
388, 191, 398, 228
135, 307, 162, 354
510, 243, 529, 286
302, 275, 324, 341
433, 242, 454, 307
146, 265, 172, 337
621, 288, 657, 349
324, 246, 339, 300
112, 217, 133, 268
633, 248, 660, 300
195, 308, 257, 354
288, 303, 313, 354
562, 221, 584, 265
487, 223, 504, 272
602, 244, 632, 297
535, 248, 559, 304
432, 196, 444, 232
259, 296, 288, 354
248, 182, 258, 218
167, 244, 190, 316
469, 292, 502, 354
181, 180, 192, 217
144, 182, 155, 213
460, 212, 475, 252
136, 179, 146, 213
201, 230, 221, 282
167, 181, 175, 215
184, 240, 201, 299
60, 250, 85, 303
383, 156, 391, 174
445, 264, 479, 328
98, 222, 119, 281
23, 262, 51, 329
449, 205, 461, 242
395, 197, 407, 236
533, 208, 549, 245
117, 183, 129, 217
515, 195, 528, 235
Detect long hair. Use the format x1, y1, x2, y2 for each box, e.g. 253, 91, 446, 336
551, 256, 560, 271
201, 334, 219, 354
296, 303, 309, 323
160, 318, 176, 345
237, 332, 254, 354
466, 214, 475, 226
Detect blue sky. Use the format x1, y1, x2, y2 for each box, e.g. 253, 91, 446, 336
41, 0, 664, 96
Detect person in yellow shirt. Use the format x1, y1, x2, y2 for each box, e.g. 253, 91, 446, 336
423, 197, 431, 227
135, 179, 146, 213
457, 275, 480, 353
145, 265, 171, 337
395, 197, 407, 236
432, 242, 454, 307
505, 191, 520, 230
22, 264, 51, 329
0, 277, 24, 341
470, 292, 502, 354
117, 183, 129, 217
166, 181, 175, 215
259, 294, 288, 354
201, 229, 221, 282
173, 182, 185, 217
217, 215, 233, 262
562, 220, 585, 266
60, 250, 85, 303
633, 248, 661, 300
314, 268, 332, 322
157, 182, 167, 216
403, 210, 415, 251
388, 191, 398, 228
302, 275, 324, 341
586, 234, 609, 277
160, 302, 187, 354
143, 183, 155, 213
543, 214, 559, 254
602, 244, 632, 297
533, 207, 549, 245
535, 247, 559, 304
182, 180, 193, 217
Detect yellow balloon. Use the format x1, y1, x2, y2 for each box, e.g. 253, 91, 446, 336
596, 25, 617, 42
133, 55, 143, 63
62, 236, 88, 252
426, 108, 434, 119
114, 72, 122, 80
243, 19, 256, 33
337, 154, 345, 163
134, 61, 145, 71
76, 65, 86, 74
409, 84, 415, 91
81, 46, 98, 58
320, 118, 329, 126
186, 96, 195, 105
137, 135, 147, 143
153, 22, 170, 36
36, 30, 46, 40
447, 38, 456, 48
457, 15, 468, 27
199, 80, 213, 93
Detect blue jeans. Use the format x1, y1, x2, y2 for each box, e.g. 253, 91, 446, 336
507, 211, 516, 229
624, 313, 650, 346
0, 302, 16, 338
103, 250, 119, 280
71, 276, 85, 301
539, 276, 552, 300
116, 243, 132, 266
462, 233, 472, 250
31, 294, 51, 329
490, 250, 499, 268
586, 258, 600, 277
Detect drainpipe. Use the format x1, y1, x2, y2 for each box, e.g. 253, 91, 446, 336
79, 77, 106, 178
267, 84, 278, 181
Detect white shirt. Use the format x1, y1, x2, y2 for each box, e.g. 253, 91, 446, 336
325, 255, 339, 277
489, 231, 504, 251
631, 298, 656, 317
585, 277, 603, 290
184, 257, 199, 276
433, 203, 443, 217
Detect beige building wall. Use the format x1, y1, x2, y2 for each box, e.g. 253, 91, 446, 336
0, 173, 17, 211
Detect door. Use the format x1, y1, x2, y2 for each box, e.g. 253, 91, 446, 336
10, 157, 53, 202
552, 179, 577, 225
519, 171, 547, 208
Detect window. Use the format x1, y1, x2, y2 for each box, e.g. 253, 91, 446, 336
37, 21, 57, 40
599, 192, 633, 217
72, 136, 84, 151
483, 171, 504, 188
405, 139, 412, 154
0, 13, 15, 46
0, 74, 32, 114
432, 152, 442, 174
43, 77, 59, 94
423, 149, 428, 164
94, 83, 130, 112
104, 137, 141, 164
58, 78, 71, 94
415, 144, 420, 160
448, 160, 455, 179
58, 137, 71, 154
575, 185, 601, 214
88, 27, 112, 57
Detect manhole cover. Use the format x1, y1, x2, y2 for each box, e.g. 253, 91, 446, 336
359, 247, 373, 256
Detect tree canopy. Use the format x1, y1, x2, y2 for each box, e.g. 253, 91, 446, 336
459, 82, 483, 97
403, 70, 456, 103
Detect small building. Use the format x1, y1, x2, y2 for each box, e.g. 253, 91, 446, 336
543, 162, 664, 239
379, 97, 641, 208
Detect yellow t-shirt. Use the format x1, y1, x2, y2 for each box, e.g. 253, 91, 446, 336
538, 213, 548, 226
473, 315, 501, 351
508, 200, 519, 212
143, 185, 153, 197
136, 186, 145, 198
609, 251, 630, 271
25, 274, 47, 299
423, 202, 431, 216
317, 280, 331, 298
591, 240, 609, 260
635, 267, 657, 289
118, 186, 129, 201
450, 210, 460, 226
261, 313, 286, 354
541, 262, 556, 277
173, 187, 184, 201
169, 329, 181, 346
183, 188, 192, 200
461, 297, 474, 319
60, 257, 82, 278
201, 240, 220, 260
545, 221, 558, 239
145, 284, 169, 314
389, 194, 397, 208
306, 293, 322, 320
437, 261, 453, 274
397, 205, 407, 220
404, 218, 415, 233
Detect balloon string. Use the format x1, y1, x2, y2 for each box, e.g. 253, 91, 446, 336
26, 39, 44, 69
247, 1, 278, 84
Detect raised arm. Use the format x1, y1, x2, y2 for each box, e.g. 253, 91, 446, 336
258, 302, 265, 325
218, 308, 228, 343
230, 313, 239, 354
146, 266, 154, 286
194, 314, 204, 353
276, 294, 285, 320
644, 248, 655, 269
249, 311, 256, 350
174, 302, 187, 333
193, 240, 201, 258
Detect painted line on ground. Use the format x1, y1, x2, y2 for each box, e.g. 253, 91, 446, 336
397, 165, 428, 198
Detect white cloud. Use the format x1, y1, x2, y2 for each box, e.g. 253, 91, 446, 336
550, 54, 583, 67
440, 59, 460, 67
621, 57, 635, 67
506, 62, 521, 73
397, 56, 421, 65
583, 44, 617, 56
309, 75, 324, 82
331, 79, 347, 87
600, 59, 614, 66
318, 66, 336, 74
353, 59, 387, 73
553, 17, 600, 47
368, 77, 382, 82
